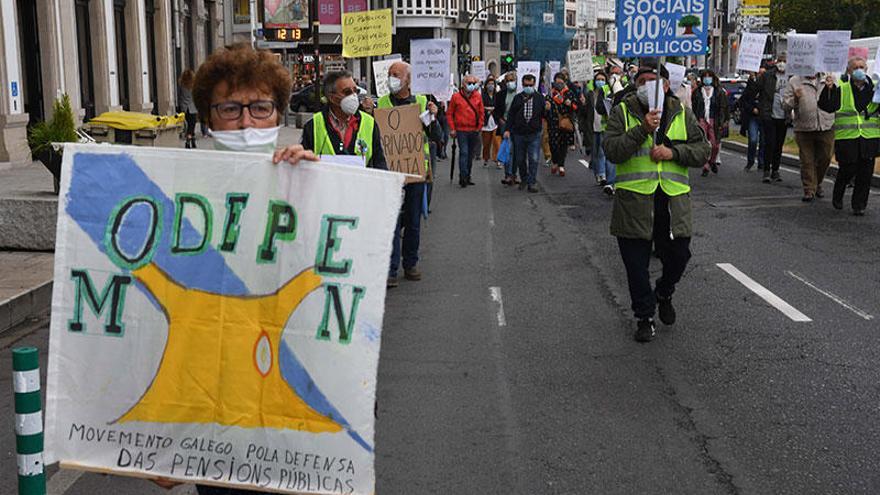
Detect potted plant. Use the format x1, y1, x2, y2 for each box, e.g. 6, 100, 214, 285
28, 94, 78, 194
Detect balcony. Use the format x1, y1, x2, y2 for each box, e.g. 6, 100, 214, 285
394, 0, 515, 24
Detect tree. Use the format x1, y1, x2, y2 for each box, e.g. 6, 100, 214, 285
769, 0, 880, 38
678, 15, 701, 35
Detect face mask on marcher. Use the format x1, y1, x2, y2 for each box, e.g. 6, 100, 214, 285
212, 126, 280, 153
702, 77, 713, 86
466, 83, 479, 92
388, 76, 403, 94
507, 81, 517, 91
522, 86, 535, 95
852, 68, 867, 81
340, 94, 360, 115
595, 80, 606, 88
486, 83, 495, 91
637, 85, 651, 106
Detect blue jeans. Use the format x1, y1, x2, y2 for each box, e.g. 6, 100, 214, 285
593, 132, 616, 184
390, 183, 424, 277
456, 131, 481, 180
512, 131, 542, 185
747, 117, 764, 167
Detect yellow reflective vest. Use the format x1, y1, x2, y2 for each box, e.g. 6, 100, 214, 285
834, 81, 880, 141
616, 104, 691, 197
312, 111, 375, 165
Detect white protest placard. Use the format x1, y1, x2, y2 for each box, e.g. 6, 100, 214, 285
787, 33, 818, 77
873, 48, 880, 78
665, 62, 687, 89
517, 61, 541, 91
566, 49, 593, 82
736, 32, 768, 73
645, 79, 665, 114
548, 61, 561, 81
816, 30, 851, 73
45, 144, 404, 494
470, 61, 487, 81
372, 54, 402, 97
411, 38, 452, 97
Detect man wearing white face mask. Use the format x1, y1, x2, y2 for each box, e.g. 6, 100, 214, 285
300, 70, 387, 169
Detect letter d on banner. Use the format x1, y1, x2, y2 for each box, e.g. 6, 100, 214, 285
13, 347, 46, 495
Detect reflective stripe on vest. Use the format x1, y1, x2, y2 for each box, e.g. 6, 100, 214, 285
312, 111, 375, 164
834, 82, 880, 141
377, 94, 430, 171
616, 103, 691, 196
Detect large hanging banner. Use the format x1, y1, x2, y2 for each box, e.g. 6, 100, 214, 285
44, 144, 404, 494
616, 0, 710, 57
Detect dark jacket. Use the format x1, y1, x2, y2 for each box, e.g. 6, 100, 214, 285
756, 68, 779, 119
818, 77, 880, 162
301, 108, 387, 170
578, 88, 610, 150
482, 89, 497, 126
603, 92, 711, 240
493, 88, 517, 135
503, 92, 546, 135
690, 83, 730, 135
739, 76, 761, 126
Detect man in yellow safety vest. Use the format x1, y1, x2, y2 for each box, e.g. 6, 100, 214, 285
602, 59, 711, 343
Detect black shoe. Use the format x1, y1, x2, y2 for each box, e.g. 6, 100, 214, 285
459, 180, 467, 188
832, 198, 843, 210
701, 169, 709, 177
744, 163, 753, 171
853, 208, 866, 216
527, 184, 539, 193
772, 172, 782, 182
802, 193, 814, 202
762, 174, 772, 184
710, 162, 719, 174
467, 178, 475, 185
634, 318, 656, 342
518, 181, 527, 190
656, 293, 676, 325
386, 276, 399, 288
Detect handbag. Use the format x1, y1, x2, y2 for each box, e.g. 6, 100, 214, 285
558, 114, 575, 132
496, 137, 511, 165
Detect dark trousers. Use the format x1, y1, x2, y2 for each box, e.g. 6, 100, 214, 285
761, 118, 787, 172
617, 191, 692, 320
390, 183, 424, 276
456, 131, 481, 180
834, 158, 874, 210
550, 141, 568, 167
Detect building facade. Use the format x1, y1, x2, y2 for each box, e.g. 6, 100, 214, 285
0, 0, 225, 165
514, 0, 573, 63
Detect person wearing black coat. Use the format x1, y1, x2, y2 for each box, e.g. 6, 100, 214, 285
690, 69, 729, 176
738, 72, 765, 170
756, 61, 788, 181
501, 74, 547, 191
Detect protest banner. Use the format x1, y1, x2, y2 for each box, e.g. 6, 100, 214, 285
816, 30, 851, 73
848, 46, 869, 61
787, 34, 818, 77
548, 61, 561, 81
342, 9, 392, 58
616, 0, 710, 57
735, 32, 767, 73
874, 48, 880, 78
44, 144, 404, 494
372, 55, 402, 97
665, 62, 686, 89
470, 61, 487, 81
373, 104, 427, 183
516, 61, 541, 91
567, 50, 593, 82
411, 39, 452, 97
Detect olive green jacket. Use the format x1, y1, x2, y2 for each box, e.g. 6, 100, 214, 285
603, 92, 711, 240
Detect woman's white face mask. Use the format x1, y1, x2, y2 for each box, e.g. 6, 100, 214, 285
212, 126, 280, 153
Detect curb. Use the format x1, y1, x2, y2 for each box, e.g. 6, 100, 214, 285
721, 140, 880, 188
0, 281, 53, 335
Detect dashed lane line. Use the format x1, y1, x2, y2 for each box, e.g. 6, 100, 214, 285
489, 286, 507, 327
717, 263, 812, 322
579, 159, 590, 170
786, 271, 874, 321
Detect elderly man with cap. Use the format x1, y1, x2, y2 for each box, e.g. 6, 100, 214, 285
377, 61, 438, 287
602, 59, 711, 343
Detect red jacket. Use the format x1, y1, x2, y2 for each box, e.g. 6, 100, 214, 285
447, 89, 485, 132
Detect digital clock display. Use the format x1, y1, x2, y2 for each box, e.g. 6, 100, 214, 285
265, 28, 306, 41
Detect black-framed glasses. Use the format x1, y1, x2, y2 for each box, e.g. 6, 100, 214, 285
211, 100, 277, 121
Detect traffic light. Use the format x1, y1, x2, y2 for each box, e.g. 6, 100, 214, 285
501, 54, 515, 72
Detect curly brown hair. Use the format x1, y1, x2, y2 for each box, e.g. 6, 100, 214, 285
193, 44, 292, 123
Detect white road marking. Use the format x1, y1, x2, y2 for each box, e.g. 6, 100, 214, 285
786, 271, 874, 321
579, 159, 590, 170
47, 468, 83, 495
489, 286, 507, 327
716, 263, 812, 322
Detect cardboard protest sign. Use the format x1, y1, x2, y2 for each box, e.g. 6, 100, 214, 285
816, 30, 851, 73
736, 32, 767, 73
372, 55, 402, 97
342, 9, 392, 58
373, 104, 427, 183
44, 144, 404, 494
567, 49, 593, 82
787, 34, 819, 77
517, 61, 541, 91
411, 39, 452, 97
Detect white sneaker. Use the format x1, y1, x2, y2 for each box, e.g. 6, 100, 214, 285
595, 174, 605, 185
603, 184, 615, 196
545, 159, 552, 168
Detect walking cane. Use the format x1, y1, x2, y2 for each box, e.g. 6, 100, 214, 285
449, 140, 457, 182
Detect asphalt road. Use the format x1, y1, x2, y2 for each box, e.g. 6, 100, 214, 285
3, 145, 880, 494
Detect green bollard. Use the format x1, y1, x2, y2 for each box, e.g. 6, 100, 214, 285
12, 347, 46, 495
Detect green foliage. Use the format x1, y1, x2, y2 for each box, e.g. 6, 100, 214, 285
769, 0, 880, 38
679, 15, 701, 28
28, 93, 78, 156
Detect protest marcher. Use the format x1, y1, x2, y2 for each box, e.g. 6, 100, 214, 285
784, 73, 835, 201
447, 74, 486, 187
583, 71, 615, 194
819, 57, 879, 216
547, 72, 578, 177
690, 69, 729, 177
301, 71, 387, 169
602, 60, 711, 343
757, 60, 788, 183
675, 72, 696, 110
155, 43, 319, 494
503, 74, 547, 193
496, 72, 522, 185
378, 61, 438, 285
178, 69, 198, 149
481, 75, 501, 169
739, 71, 765, 171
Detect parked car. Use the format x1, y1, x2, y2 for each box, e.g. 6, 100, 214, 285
289, 84, 322, 113
720, 77, 747, 124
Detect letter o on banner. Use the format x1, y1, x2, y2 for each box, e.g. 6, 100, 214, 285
105, 196, 163, 270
